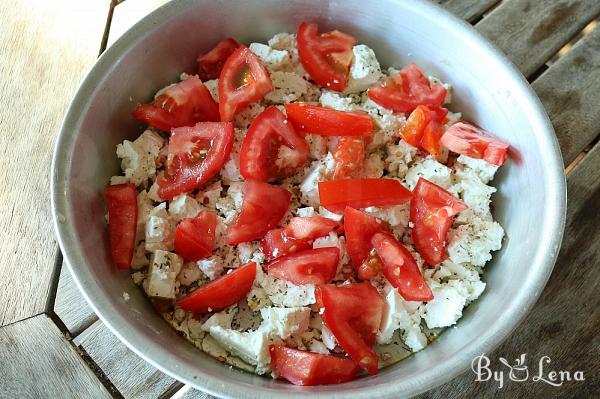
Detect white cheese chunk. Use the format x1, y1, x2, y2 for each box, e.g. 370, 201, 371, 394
109, 176, 129, 185
177, 261, 202, 286
116, 130, 164, 186
204, 79, 219, 102
145, 204, 175, 252
377, 289, 427, 352
296, 206, 316, 217
235, 103, 265, 130
209, 326, 270, 369
360, 152, 385, 178
144, 250, 183, 298
308, 340, 330, 355
249, 42, 290, 71
404, 156, 453, 190
299, 154, 334, 207
265, 71, 308, 103
456, 155, 499, 184
317, 207, 343, 222
385, 140, 417, 179
201, 306, 238, 331
305, 134, 328, 160
259, 307, 311, 339
169, 194, 202, 221
423, 282, 467, 328
344, 45, 383, 94
320, 323, 338, 350
197, 181, 222, 208
260, 275, 316, 307
319, 90, 356, 111
197, 257, 225, 280
447, 218, 504, 267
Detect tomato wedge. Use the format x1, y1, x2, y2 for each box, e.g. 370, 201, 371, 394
177, 262, 256, 313
441, 121, 510, 166
371, 233, 433, 301
316, 282, 384, 374
227, 180, 291, 245
261, 216, 339, 261
270, 345, 359, 386
219, 45, 273, 122
267, 247, 339, 285
174, 211, 217, 261
197, 37, 240, 81
297, 22, 356, 92
332, 137, 365, 179
240, 106, 309, 181
343, 207, 385, 269
368, 64, 447, 114
157, 122, 234, 200
132, 76, 219, 131
401, 105, 448, 159
319, 178, 412, 213
285, 103, 373, 137
410, 178, 468, 266
105, 183, 138, 269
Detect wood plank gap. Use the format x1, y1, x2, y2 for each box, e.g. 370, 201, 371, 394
565, 135, 600, 175
44, 248, 63, 314
157, 382, 187, 399
77, 344, 126, 399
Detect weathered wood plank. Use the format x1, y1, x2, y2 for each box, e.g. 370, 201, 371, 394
75, 320, 183, 398
419, 141, 600, 398
171, 385, 214, 399
54, 260, 99, 337
0, 314, 111, 398
0, 0, 111, 327
476, 0, 600, 77
436, 0, 501, 22
532, 24, 600, 166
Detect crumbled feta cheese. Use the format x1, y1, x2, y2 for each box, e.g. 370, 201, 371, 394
116, 130, 164, 186
385, 139, 417, 179
169, 194, 202, 221
202, 306, 238, 331
144, 250, 183, 298
209, 326, 270, 370
296, 207, 316, 217
319, 90, 356, 111
360, 152, 385, 178
447, 218, 504, 267
320, 323, 337, 350
177, 262, 202, 286
145, 204, 175, 252
344, 45, 383, 94
317, 207, 343, 222
377, 289, 427, 352
299, 154, 334, 207
360, 96, 405, 135
215, 193, 238, 224
131, 242, 149, 270
404, 156, 453, 190
249, 43, 290, 71
204, 79, 219, 102
147, 180, 161, 202
197, 181, 223, 208
268, 33, 296, 51
423, 282, 467, 328
275, 145, 304, 171
237, 242, 265, 265
136, 191, 155, 241
456, 155, 499, 184
220, 128, 245, 183
451, 172, 496, 221
265, 71, 308, 103
197, 257, 225, 280
309, 340, 330, 355
260, 275, 316, 307
259, 307, 311, 339
235, 103, 265, 130
305, 134, 328, 160
109, 176, 129, 185
363, 203, 409, 237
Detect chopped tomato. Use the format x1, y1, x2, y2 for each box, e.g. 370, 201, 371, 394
284, 103, 373, 137
105, 183, 138, 269
132, 76, 219, 131
177, 262, 256, 313
157, 122, 234, 200
401, 105, 448, 159
316, 282, 384, 374
332, 137, 365, 179
357, 252, 383, 280
267, 247, 339, 285
368, 64, 447, 114
227, 180, 291, 244
297, 22, 356, 92
410, 178, 468, 266
174, 211, 217, 261
197, 37, 240, 81
441, 121, 510, 165
319, 178, 412, 213
219, 45, 273, 121
343, 207, 385, 269
270, 345, 359, 386
371, 233, 433, 301
240, 106, 309, 181
261, 216, 339, 261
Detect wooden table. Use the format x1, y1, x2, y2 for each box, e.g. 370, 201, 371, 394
1, 0, 598, 397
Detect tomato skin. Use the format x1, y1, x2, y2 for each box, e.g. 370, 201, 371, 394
218, 45, 273, 122
177, 262, 256, 313
284, 103, 373, 137
297, 22, 356, 92
368, 64, 447, 114
157, 122, 234, 200
260, 216, 338, 261
174, 211, 217, 261
332, 137, 365, 179
441, 121, 510, 165
267, 247, 339, 285
197, 37, 240, 81
240, 106, 309, 181
410, 178, 468, 266
344, 207, 385, 269
401, 105, 448, 159
319, 178, 412, 214
105, 184, 138, 269
132, 76, 219, 131
371, 233, 433, 301
316, 282, 383, 374
227, 180, 292, 245
270, 345, 359, 386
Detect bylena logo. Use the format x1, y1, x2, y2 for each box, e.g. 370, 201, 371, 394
471, 353, 585, 389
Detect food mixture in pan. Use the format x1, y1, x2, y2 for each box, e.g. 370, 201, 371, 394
105, 22, 508, 385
